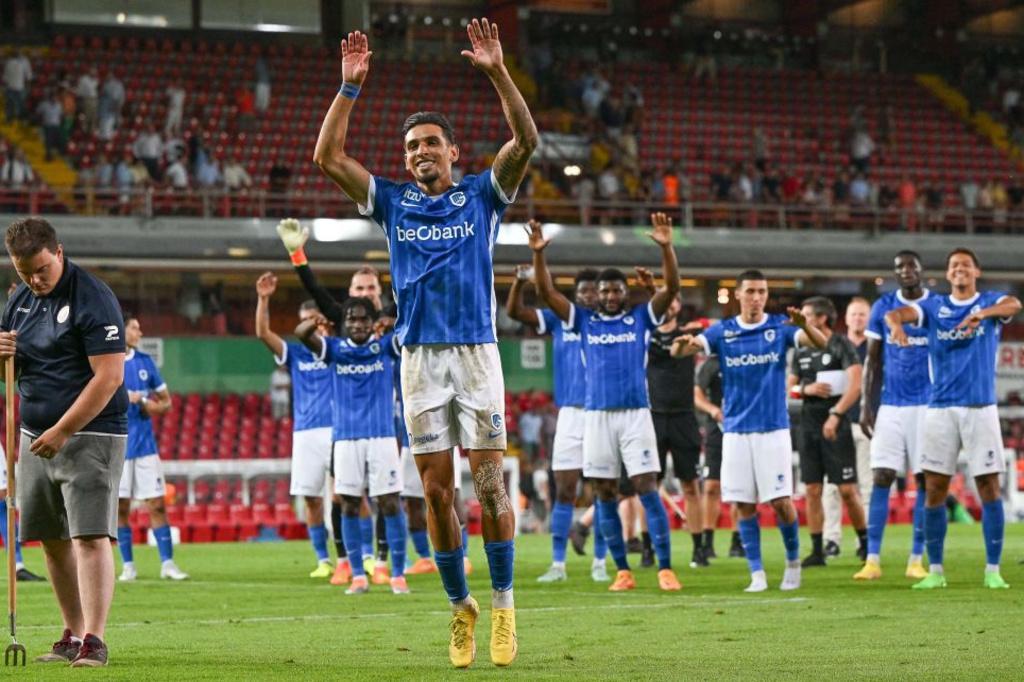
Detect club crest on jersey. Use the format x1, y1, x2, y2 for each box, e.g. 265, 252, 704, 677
369, 342, 380, 354
139, 369, 149, 381
624, 316, 634, 325
449, 191, 467, 207
764, 329, 776, 343
970, 304, 982, 315
938, 306, 953, 318
490, 412, 504, 432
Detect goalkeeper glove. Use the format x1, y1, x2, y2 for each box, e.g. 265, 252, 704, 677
276, 218, 310, 266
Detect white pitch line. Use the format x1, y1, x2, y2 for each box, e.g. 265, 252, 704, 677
16, 596, 809, 632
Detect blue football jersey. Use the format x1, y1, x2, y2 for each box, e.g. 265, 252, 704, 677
912, 291, 1009, 407
865, 289, 932, 407
322, 333, 400, 441
699, 314, 801, 434
572, 302, 662, 411
276, 342, 333, 432
538, 308, 586, 408
124, 349, 164, 460
359, 170, 514, 346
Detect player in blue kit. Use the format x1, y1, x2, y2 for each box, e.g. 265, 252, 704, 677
884, 248, 1020, 590
311, 19, 535, 667
671, 270, 826, 592
255, 273, 344, 581
855, 251, 932, 581
506, 257, 604, 583
116, 316, 188, 581
297, 297, 409, 595
529, 213, 683, 593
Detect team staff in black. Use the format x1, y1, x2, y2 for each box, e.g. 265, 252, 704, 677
0, 217, 128, 667
787, 296, 867, 568
694, 354, 745, 559
647, 293, 709, 568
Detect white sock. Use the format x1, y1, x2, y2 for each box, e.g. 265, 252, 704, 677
985, 563, 1000, 574
552, 561, 566, 570
867, 553, 880, 564
930, 564, 944, 575
123, 561, 134, 569
908, 554, 923, 564
15, 562, 24, 571
786, 559, 801, 569
451, 595, 474, 611
492, 588, 514, 609
592, 557, 605, 568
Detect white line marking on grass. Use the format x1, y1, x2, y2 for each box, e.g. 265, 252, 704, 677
18, 597, 808, 632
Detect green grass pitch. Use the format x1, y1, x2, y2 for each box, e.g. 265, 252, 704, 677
3, 524, 1022, 679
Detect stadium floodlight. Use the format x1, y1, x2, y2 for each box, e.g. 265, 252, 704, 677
600, 229, 615, 246
563, 165, 581, 177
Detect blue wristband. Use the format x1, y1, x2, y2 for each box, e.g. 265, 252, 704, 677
339, 82, 360, 100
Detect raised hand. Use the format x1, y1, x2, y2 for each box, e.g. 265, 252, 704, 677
635, 266, 656, 293
523, 219, 551, 252
956, 311, 984, 332
276, 218, 309, 256
786, 306, 807, 328
460, 18, 504, 75
647, 212, 673, 247
514, 264, 534, 282
670, 334, 695, 358
341, 30, 373, 86
256, 271, 278, 298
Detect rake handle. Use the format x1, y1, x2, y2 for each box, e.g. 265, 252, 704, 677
5, 356, 15, 633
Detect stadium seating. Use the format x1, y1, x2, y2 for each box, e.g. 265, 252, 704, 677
23, 34, 1020, 215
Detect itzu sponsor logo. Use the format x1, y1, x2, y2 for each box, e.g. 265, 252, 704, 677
403, 188, 422, 202
588, 331, 638, 345
725, 351, 780, 367
937, 326, 984, 342
396, 221, 475, 242
298, 359, 327, 371
337, 359, 386, 375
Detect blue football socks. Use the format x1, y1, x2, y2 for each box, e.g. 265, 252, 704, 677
738, 516, 763, 573
550, 501, 574, 564
639, 491, 672, 570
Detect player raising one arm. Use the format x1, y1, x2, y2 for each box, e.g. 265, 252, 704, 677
313, 20, 537, 668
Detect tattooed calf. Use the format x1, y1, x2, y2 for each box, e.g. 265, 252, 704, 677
473, 460, 513, 520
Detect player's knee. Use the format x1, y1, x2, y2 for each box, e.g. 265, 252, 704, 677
975, 474, 1001, 502
838, 484, 859, 501
806, 483, 823, 499
705, 480, 721, 497
873, 469, 896, 488
377, 493, 400, 516
422, 479, 454, 512
632, 473, 658, 495
341, 495, 362, 516
769, 497, 794, 521
681, 478, 700, 496
555, 485, 576, 505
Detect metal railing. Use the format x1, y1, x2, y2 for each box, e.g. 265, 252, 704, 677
2, 187, 1023, 234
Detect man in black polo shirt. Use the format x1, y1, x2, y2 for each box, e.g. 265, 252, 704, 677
647, 294, 708, 568
0, 217, 127, 667
788, 296, 867, 568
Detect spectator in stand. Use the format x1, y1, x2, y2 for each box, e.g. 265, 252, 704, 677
618, 123, 639, 166
710, 164, 733, 201
960, 177, 980, 211
850, 128, 875, 174
58, 79, 77, 148
1007, 175, 1024, 211
623, 82, 644, 129
236, 88, 255, 132
75, 67, 99, 134
849, 172, 871, 206
573, 171, 596, 226
693, 39, 717, 84
0, 147, 34, 189
832, 170, 850, 206
164, 79, 186, 137
580, 68, 609, 118
2, 48, 32, 124
877, 182, 897, 209
94, 153, 113, 189
991, 178, 1009, 229
897, 175, 917, 230
98, 70, 125, 135
752, 127, 770, 171
254, 56, 272, 114
517, 403, 544, 523
164, 157, 188, 190
195, 150, 222, 188
761, 164, 782, 203
270, 365, 290, 419
113, 152, 135, 190
923, 182, 944, 229
268, 157, 291, 195
729, 163, 754, 203
781, 168, 802, 203
163, 134, 186, 166
36, 88, 64, 161
1003, 81, 1020, 117
597, 164, 621, 201
599, 95, 626, 138
223, 155, 252, 191
878, 102, 896, 148
132, 123, 163, 181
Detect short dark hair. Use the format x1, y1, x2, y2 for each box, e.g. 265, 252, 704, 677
5, 217, 59, 259
802, 295, 837, 327
575, 268, 599, 287
946, 247, 980, 269
123, 311, 138, 325
342, 296, 378, 320
597, 268, 627, 285
299, 299, 319, 313
736, 269, 766, 286
352, 264, 381, 280
894, 249, 921, 265
402, 112, 456, 146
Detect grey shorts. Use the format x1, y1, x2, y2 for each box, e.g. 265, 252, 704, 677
17, 432, 127, 542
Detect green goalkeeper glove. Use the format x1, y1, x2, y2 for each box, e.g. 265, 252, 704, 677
276, 218, 310, 265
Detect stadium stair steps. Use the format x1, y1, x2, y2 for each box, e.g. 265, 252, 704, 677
0, 117, 79, 209
915, 73, 1024, 167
